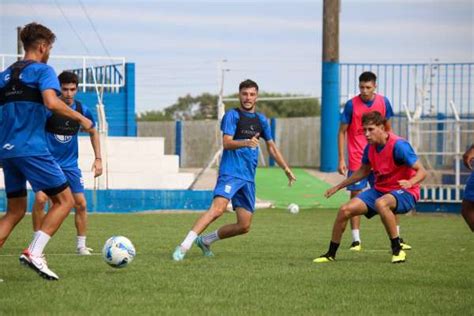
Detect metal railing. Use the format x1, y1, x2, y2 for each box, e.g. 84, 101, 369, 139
405, 102, 473, 203
0, 54, 126, 93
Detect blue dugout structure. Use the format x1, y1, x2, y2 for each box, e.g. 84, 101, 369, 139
71, 63, 137, 136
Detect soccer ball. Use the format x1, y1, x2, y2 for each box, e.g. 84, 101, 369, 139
102, 236, 136, 268
288, 203, 299, 214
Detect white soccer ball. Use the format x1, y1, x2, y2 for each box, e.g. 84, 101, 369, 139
102, 236, 136, 268
288, 203, 300, 214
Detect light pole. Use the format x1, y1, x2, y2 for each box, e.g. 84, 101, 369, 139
217, 59, 230, 121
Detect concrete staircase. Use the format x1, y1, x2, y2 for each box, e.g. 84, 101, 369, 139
79, 137, 194, 189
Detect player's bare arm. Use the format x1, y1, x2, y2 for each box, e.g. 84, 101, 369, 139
338, 123, 348, 175
398, 160, 427, 189
266, 140, 296, 186
42, 89, 93, 132
89, 127, 103, 177
222, 134, 259, 150
325, 163, 372, 198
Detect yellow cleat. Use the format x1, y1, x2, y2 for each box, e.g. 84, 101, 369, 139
349, 241, 362, 251
313, 255, 335, 263
391, 250, 406, 263
400, 238, 412, 250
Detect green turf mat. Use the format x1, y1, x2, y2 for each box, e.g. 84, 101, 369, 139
256, 167, 348, 209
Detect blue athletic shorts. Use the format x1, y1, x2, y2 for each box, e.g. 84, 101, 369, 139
356, 188, 416, 219
63, 168, 84, 194
2, 155, 68, 198
347, 170, 375, 191
464, 171, 474, 202
213, 174, 255, 213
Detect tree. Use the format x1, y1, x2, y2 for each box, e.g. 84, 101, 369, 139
137, 92, 319, 121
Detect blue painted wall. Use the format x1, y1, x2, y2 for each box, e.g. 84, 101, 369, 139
0, 190, 213, 213
74, 63, 136, 136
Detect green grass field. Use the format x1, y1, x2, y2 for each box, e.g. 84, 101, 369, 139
0, 209, 472, 315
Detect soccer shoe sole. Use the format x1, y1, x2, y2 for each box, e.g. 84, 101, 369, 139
313, 256, 335, 263
19, 255, 59, 281
194, 237, 214, 257
391, 250, 407, 264
349, 245, 362, 251
401, 243, 412, 250
172, 247, 185, 261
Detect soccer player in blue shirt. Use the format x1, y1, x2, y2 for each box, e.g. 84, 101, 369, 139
0, 23, 93, 280
31, 71, 102, 255
462, 144, 474, 232
172, 79, 296, 261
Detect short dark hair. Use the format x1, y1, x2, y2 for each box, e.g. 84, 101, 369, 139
359, 71, 377, 83
239, 79, 259, 91
20, 22, 56, 51
362, 111, 386, 127
58, 71, 79, 87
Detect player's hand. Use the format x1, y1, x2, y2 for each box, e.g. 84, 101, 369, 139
338, 160, 347, 176
81, 117, 94, 133
246, 133, 260, 148
324, 186, 339, 198
284, 167, 296, 186
463, 146, 474, 170
398, 179, 412, 189
92, 159, 103, 177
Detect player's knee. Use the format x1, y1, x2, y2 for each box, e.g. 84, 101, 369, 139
5, 209, 26, 224
374, 198, 389, 212
208, 207, 225, 220
35, 194, 49, 206
75, 200, 87, 213
239, 222, 251, 234
339, 204, 353, 219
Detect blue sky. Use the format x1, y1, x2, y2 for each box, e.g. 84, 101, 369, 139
1, 0, 472, 112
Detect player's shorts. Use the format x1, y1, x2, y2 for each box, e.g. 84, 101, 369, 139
213, 174, 256, 213
347, 170, 375, 191
2, 155, 68, 198
356, 188, 416, 219
62, 167, 85, 194
464, 171, 474, 202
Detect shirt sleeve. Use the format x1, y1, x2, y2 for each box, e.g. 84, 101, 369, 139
393, 140, 418, 166
340, 100, 353, 125
82, 105, 96, 129
220, 110, 238, 136
362, 145, 370, 165
384, 97, 394, 120
258, 113, 273, 141
38, 65, 61, 96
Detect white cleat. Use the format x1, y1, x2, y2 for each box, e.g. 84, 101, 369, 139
19, 250, 59, 281
77, 247, 93, 255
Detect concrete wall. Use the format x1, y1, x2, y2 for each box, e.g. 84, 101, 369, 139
137, 116, 470, 169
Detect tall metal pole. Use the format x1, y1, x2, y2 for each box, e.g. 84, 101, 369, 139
17, 26, 23, 61
320, 0, 340, 172
217, 59, 228, 121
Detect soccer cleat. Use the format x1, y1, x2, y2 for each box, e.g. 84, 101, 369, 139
77, 247, 93, 255
399, 238, 412, 250
19, 250, 59, 281
172, 246, 186, 261
194, 236, 214, 257
391, 250, 406, 263
313, 254, 336, 263
349, 241, 362, 251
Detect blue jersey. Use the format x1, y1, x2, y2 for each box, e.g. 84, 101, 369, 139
0, 62, 60, 158
219, 109, 272, 182
362, 139, 418, 167
340, 95, 394, 125
46, 101, 96, 169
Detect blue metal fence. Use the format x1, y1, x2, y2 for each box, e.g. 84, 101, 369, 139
340, 62, 474, 117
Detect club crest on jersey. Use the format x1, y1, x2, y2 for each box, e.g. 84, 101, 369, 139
54, 134, 73, 143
